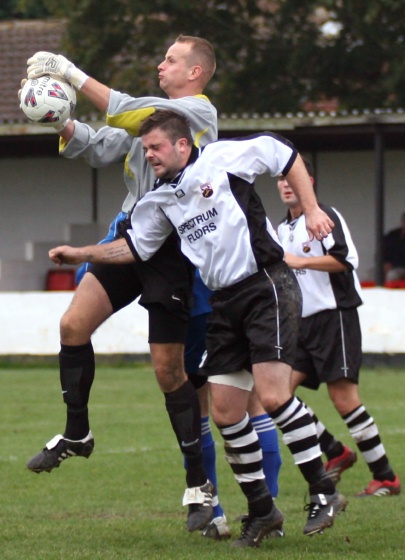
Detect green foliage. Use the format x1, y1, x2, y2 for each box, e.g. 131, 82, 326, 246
0, 365, 404, 559
300, 0, 405, 109
3, 1, 405, 113
0, 0, 51, 19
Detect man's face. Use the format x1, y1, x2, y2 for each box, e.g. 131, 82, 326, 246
277, 174, 299, 207
142, 128, 186, 180
157, 41, 194, 96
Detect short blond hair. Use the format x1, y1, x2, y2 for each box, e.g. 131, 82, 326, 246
175, 35, 216, 86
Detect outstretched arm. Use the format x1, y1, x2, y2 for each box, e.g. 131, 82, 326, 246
57, 78, 111, 145
49, 238, 135, 266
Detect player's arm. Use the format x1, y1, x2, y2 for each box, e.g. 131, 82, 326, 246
285, 155, 334, 241
284, 252, 347, 272
27, 52, 111, 113
208, 136, 333, 241
80, 77, 111, 113
56, 77, 112, 143
49, 238, 135, 266
56, 77, 111, 143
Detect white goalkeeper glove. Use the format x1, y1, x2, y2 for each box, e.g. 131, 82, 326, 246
27, 51, 88, 90
18, 78, 72, 132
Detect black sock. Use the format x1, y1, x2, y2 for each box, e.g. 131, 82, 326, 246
322, 437, 344, 460
240, 480, 273, 518
164, 380, 205, 487
59, 342, 94, 440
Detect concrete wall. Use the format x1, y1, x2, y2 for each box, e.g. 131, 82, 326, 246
0, 288, 403, 355
0, 292, 149, 355
1, 149, 405, 288
0, 156, 124, 262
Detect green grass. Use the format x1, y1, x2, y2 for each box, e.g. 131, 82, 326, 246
0, 365, 404, 559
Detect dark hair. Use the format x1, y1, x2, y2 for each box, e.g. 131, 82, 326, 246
139, 109, 193, 145
175, 34, 216, 85
302, 157, 314, 177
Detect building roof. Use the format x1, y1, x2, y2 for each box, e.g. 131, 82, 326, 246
0, 19, 64, 124
218, 109, 405, 151
1, 19, 405, 155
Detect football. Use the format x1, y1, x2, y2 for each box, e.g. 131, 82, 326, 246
20, 75, 76, 127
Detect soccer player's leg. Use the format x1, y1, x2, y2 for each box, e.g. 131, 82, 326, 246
26, 263, 140, 473
291, 366, 358, 485
291, 311, 358, 484
302, 400, 358, 484
149, 306, 213, 531
26, 273, 112, 473
324, 309, 399, 496
255, 361, 347, 535
248, 388, 282, 499
328, 378, 400, 497
183, 311, 230, 539
250, 268, 346, 536
209, 376, 284, 548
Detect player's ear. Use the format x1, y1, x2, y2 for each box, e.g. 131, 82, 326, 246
177, 137, 189, 152
189, 65, 202, 81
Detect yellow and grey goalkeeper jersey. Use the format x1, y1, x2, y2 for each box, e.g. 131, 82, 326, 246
277, 203, 363, 317
60, 90, 217, 212
123, 133, 296, 290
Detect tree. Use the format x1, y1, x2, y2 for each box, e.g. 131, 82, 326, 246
10, 0, 405, 113
295, 0, 405, 110
0, 0, 52, 19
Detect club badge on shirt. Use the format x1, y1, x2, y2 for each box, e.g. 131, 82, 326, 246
200, 182, 214, 198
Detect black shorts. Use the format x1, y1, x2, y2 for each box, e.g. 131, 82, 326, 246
88, 233, 194, 344
293, 307, 362, 390
199, 262, 302, 376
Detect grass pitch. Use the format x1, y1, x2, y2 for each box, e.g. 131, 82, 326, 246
0, 364, 404, 559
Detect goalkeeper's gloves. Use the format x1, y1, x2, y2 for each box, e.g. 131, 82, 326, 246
27, 51, 88, 90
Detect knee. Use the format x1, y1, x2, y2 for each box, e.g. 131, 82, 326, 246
257, 393, 283, 414
210, 404, 224, 427
154, 362, 187, 393
210, 400, 245, 428
60, 312, 88, 345
329, 383, 361, 416
332, 394, 357, 416
247, 390, 266, 417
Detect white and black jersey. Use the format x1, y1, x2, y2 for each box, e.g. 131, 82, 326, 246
277, 203, 363, 317
124, 133, 297, 290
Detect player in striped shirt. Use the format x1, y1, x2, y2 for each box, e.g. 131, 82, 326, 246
277, 159, 400, 497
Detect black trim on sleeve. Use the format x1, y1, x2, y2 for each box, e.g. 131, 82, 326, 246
122, 230, 143, 261
281, 150, 298, 177
319, 203, 353, 270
